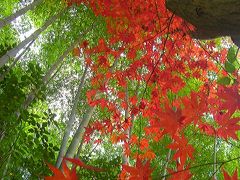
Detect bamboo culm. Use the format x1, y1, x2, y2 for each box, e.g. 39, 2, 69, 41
0, 8, 67, 68
56, 65, 88, 168
0, 0, 42, 29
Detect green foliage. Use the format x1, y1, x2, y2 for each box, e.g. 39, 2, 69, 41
217, 76, 231, 85
0, 63, 61, 179
0, 0, 20, 18
227, 46, 237, 63
0, 26, 18, 57
27, 0, 66, 27
78, 141, 122, 179
1, 1, 240, 179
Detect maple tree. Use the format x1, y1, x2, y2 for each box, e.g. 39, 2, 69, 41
0, 0, 240, 179
47, 0, 240, 179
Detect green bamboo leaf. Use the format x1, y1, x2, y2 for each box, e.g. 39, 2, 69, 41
217, 76, 231, 85
227, 47, 237, 63
225, 61, 236, 73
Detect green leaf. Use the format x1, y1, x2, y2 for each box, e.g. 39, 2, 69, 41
217, 76, 231, 85
227, 47, 237, 63
28, 129, 34, 133
225, 61, 236, 73
42, 122, 48, 128
53, 146, 59, 151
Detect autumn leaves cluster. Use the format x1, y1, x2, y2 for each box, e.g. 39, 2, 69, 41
47, 0, 240, 179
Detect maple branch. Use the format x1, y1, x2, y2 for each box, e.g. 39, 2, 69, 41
142, 12, 175, 98
129, 80, 140, 137
183, 19, 237, 82
182, 22, 236, 86
196, 39, 235, 80
189, 130, 240, 150
210, 163, 223, 180
122, 80, 140, 165
134, 12, 175, 157
86, 143, 99, 160
160, 155, 240, 178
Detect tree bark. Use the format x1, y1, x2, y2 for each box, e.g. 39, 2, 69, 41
122, 85, 130, 165
75, 138, 84, 158
65, 105, 96, 159
0, 0, 43, 29
56, 65, 88, 168
166, 0, 240, 39
0, 8, 67, 68
65, 59, 119, 159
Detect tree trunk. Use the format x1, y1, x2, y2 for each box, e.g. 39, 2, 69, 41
0, 0, 42, 29
75, 138, 84, 158
65, 59, 119, 159
0, 8, 67, 68
56, 65, 88, 168
65, 105, 96, 159
166, 0, 240, 39
122, 85, 130, 165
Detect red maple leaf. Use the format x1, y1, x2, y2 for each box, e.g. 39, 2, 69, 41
168, 165, 192, 180
182, 92, 207, 125
222, 168, 238, 180
139, 138, 149, 150
159, 106, 186, 136
45, 158, 105, 180
121, 157, 152, 180
45, 160, 77, 180
167, 136, 194, 166
215, 112, 240, 140
217, 85, 240, 115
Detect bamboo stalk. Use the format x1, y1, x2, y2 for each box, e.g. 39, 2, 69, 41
0, 0, 42, 29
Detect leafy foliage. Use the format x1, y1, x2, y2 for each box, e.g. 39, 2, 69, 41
0, 0, 240, 179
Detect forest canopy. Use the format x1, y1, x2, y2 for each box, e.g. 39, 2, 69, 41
0, 0, 239, 179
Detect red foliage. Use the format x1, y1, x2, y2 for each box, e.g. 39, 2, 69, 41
45, 158, 105, 180
60, 0, 240, 179
45, 161, 77, 180
120, 157, 153, 180
168, 164, 192, 180
215, 112, 240, 140
222, 168, 238, 180
167, 136, 194, 166
217, 85, 240, 115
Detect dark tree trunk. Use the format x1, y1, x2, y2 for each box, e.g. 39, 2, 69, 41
166, 0, 240, 39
